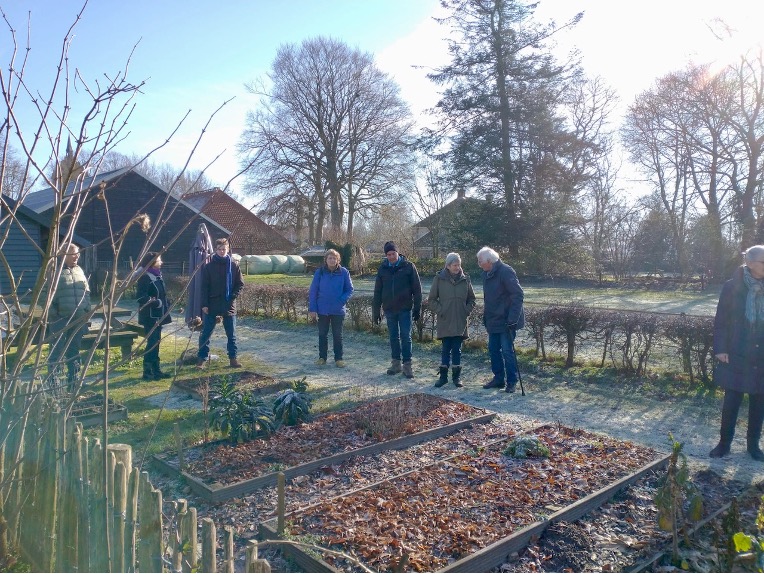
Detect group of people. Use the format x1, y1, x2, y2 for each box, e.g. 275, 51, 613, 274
49, 235, 764, 464
308, 241, 525, 392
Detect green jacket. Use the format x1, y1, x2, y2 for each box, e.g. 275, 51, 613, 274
427, 268, 476, 339
50, 265, 92, 322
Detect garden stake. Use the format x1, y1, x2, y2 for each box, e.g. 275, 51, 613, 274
514, 341, 525, 396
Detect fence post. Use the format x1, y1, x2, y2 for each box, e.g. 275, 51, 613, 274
201, 517, 216, 573
137, 472, 163, 573
112, 462, 128, 573
277, 472, 285, 535
246, 540, 271, 572
172, 498, 188, 572
125, 467, 139, 572
77, 435, 91, 573
174, 423, 184, 471
224, 526, 235, 573
182, 505, 197, 572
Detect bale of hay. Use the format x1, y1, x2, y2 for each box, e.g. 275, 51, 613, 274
243, 255, 274, 275
286, 255, 306, 273
269, 255, 291, 274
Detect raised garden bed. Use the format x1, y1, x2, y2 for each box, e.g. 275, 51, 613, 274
259, 424, 667, 573
152, 393, 495, 502
172, 371, 288, 401
70, 394, 128, 427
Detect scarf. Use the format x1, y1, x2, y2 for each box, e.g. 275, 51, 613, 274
743, 266, 764, 323
213, 253, 233, 301
148, 267, 161, 276
448, 270, 461, 282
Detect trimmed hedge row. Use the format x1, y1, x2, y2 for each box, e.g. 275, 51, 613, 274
227, 284, 716, 386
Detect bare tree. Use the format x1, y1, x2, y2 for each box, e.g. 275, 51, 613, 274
239, 36, 415, 242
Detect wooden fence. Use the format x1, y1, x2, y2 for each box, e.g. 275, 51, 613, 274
0, 383, 270, 572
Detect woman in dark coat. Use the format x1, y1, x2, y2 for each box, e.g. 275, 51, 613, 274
711, 245, 764, 460
136, 252, 172, 380
427, 252, 476, 388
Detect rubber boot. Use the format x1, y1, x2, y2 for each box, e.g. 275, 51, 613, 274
402, 361, 414, 379
452, 366, 463, 388
386, 359, 402, 375
748, 395, 764, 461
434, 365, 449, 388
152, 360, 171, 380
710, 391, 740, 458
142, 360, 154, 381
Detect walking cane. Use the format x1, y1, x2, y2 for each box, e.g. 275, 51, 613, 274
513, 342, 525, 396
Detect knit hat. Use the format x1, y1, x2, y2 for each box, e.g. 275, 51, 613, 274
383, 241, 398, 254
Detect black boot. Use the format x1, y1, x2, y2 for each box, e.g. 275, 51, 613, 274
748, 394, 764, 461
434, 365, 449, 388
143, 360, 154, 381
452, 366, 463, 388
152, 360, 171, 380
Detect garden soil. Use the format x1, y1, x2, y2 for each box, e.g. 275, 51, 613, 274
163, 315, 764, 488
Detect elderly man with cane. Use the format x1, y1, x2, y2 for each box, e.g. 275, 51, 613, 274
477, 246, 525, 393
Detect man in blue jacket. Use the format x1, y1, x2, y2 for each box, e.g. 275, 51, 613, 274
373, 241, 422, 378
477, 246, 524, 393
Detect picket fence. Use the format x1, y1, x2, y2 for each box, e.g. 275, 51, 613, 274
1, 384, 270, 572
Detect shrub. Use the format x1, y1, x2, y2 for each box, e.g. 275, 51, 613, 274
503, 435, 550, 459
273, 387, 313, 426
209, 378, 276, 443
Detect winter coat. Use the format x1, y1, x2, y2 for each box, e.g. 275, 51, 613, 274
308, 265, 354, 316
481, 259, 524, 334
713, 266, 764, 394
427, 268, 476, 339
372, 254, 422, 318
50, 264, 91, 323
136, 269, 172, 327
200, 255, 245, 317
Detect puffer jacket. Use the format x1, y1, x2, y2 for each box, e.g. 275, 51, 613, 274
372, 254, 422, 317
713, 265, 764, 394
136, 269, 172, 327
309, 265, 354, 316
50, 264, 91, 322
481, 259, 524, 334
427, 268, 476, 339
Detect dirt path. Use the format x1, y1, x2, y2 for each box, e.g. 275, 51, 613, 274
168, 314, 764, 487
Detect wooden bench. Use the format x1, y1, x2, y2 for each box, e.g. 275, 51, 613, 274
81, 329, 140, 358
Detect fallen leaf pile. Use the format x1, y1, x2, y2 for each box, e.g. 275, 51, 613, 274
285, 424, 659, 572
176, 393, 489, 485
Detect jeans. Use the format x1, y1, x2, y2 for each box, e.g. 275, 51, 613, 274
386, 310, 412, 362
488, 329, 517, 384
441, 336, 462, 366
318, 314, 344, 361
198, 313, 238, 360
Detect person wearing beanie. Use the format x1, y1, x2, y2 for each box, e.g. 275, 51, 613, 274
710, 244, 764, 461
427, 252, 476, 388
372, 241, 422, 378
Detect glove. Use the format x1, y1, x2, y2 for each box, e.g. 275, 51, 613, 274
153, 299, 163, 309
506, 321, 517, 331
412, 309, 420, 322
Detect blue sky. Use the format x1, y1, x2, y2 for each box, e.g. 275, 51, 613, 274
2, 0, 763, 196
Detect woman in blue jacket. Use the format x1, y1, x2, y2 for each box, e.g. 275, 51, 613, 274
308, 249, 354, 367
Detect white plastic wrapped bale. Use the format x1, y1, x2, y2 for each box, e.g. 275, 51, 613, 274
243, 255, 274, 275
286, 255, 306, 273
269, 254, 291, 274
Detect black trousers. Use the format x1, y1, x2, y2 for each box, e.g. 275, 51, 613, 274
719, 389, 764, 446
317, 314, 344, 361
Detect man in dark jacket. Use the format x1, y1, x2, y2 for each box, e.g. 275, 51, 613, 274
196, 238, 245, 368
373, 241, 422, 378
477, 246, 524, 393
710, 245, 764, 461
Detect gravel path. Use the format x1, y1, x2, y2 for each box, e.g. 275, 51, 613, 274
183, 315, 764, 488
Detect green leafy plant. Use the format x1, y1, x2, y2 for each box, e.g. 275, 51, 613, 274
725, 495, 764, 572
654, 434, 703, 567
273, 387, 313, 426
503, 435, 550, 459
209, 377, 275, 443
290, 376, 309, 393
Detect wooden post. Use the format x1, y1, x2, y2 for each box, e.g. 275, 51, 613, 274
107, 443, 132, 471
174, 423, 184, 471
77, 436, 91, 574
224, 526, 235, 573
201, 518, 216, 573
172, 498, 188, 572
246, 540, 271, 572
125, 467, 139, 572
137, 476, 162, 573
181, 506, 198, 572
277, 472, 285, 535
112, 462, 128, 573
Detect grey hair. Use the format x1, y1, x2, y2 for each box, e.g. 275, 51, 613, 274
444, 252, 461, 267
476, 246, 500, 264
745, 245, 764, 263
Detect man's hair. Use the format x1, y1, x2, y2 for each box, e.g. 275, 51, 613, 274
744, 245, 764, 263
215, 238, 229, 248
476, 246, 499, 264
60, 243, 81, 256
